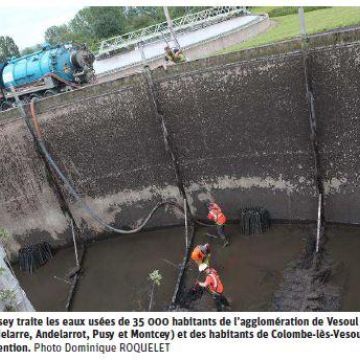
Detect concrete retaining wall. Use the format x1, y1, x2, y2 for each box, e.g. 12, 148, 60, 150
312, 42, 360, 224
1, 28, 360, 256
157, 52, 315, 220
0, 115, 69, 258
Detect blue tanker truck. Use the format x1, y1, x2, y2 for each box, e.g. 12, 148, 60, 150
0, 43, 95, 111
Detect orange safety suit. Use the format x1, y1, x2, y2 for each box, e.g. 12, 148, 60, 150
207, 204, 227, 225
191, 244, 211, 266
202, 267, 224, 295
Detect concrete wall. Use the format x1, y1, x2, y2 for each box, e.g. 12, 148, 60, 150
312, 42, 360, 224
0, 115, 69, 258
37, 78, 183, 231
0, 77, 183, 256
1, 28, 360, 255
157, 52, 315, 220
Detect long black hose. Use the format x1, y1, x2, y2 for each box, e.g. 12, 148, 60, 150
25, 98, 187, 235
170, 224, 196, 307
27, 97, 213, 231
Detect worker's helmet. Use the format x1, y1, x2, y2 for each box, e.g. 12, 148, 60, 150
205, 200, 213, 209
191, 246, 205, 262
208, 202, 218, 210
199, 243, 211, 255
199, 263, 208, 272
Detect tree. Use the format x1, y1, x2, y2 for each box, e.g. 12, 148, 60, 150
123, 7, 206, 33
21, 44, 42, 56
0, 36, 20, 62
41, 6, 209, 52
45, 25, 72, 45
124, 7, 165, 32
69, 7, 126, 41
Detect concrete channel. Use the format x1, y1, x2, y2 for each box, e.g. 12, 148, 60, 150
2, 27, 360, 311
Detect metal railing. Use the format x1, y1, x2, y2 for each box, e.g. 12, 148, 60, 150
96, 6, 249, 57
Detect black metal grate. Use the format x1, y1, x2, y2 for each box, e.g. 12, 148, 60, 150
239, 207, 271, 235
18, 242, 53, 273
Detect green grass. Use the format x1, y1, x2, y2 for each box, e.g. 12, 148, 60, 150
250, 6, 329, 17
219, 7, 360, 54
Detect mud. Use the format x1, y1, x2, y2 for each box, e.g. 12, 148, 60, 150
182, 224, 307, 311
15, 227, 186, 311
272, 237, 342, 312
14, 223, 360, 312
14, 224, 306, 311
325, 225, 360, 311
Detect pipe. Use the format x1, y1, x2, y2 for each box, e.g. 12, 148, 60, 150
170, 224, 195, 307
163, 7, 181, 50
70, 217, 79, 268
316, 193, 322, 253
299, 8, 325, 253
65, 245, 87, 312
184, 198, 189, 248
141, 64, 193, 218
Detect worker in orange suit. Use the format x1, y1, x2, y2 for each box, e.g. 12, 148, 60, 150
191, 243, 211, 268
207, 202, 229, 247
197, 263, 230, 311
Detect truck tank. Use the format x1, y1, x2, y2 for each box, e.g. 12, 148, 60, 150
1, 43, 95, 90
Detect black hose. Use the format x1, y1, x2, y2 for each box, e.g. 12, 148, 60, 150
27, 98, 214, 234
170, 224, 196, 307
25, 98, 189, 235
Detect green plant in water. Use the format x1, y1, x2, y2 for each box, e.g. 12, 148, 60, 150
149, 269, 162, 286
148, 269, 162, 311
0, 228, 9, 240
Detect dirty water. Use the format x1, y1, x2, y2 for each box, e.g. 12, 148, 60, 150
14, 224, 360, 311
326, 224, 360, 311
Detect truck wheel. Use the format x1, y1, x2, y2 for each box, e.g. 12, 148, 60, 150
0, 101, 13, 111
44, 90, 58, 97
30, 94, 42, 100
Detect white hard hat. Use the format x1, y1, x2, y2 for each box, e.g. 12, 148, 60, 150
199, 263, 208, 272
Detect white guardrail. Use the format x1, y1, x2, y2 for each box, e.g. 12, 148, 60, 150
96, 6, 249, 57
